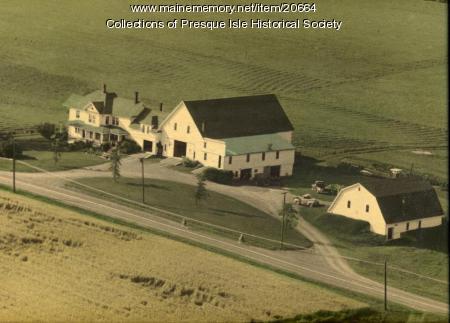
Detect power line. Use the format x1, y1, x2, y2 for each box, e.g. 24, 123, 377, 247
8, 159, 450, 286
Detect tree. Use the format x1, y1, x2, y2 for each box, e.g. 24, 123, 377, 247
195, 174, 208, 205
0, 139, 22, 158
110, 146, 122, 182
37, 123, 56, 140
51, 135, 62, 166
279, 202, 299, 237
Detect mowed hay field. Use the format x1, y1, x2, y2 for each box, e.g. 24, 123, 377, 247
0, 191, 365, 322
0, 0, 447, 179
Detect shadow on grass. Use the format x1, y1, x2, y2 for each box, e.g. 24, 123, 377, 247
125, 182, 171, 191
209, 208, 264, 218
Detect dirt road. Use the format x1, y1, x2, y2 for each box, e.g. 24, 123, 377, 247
0, 155, 447, 314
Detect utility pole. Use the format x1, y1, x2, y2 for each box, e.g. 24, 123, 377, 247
139, 157, 145, 204
12, 135, 16, 193
280, 191, 287, 249
384, 259, 388, 311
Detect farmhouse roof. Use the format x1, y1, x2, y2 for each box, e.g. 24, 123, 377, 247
63, 90, 146, 119
224, 133, 294, 155
361, 179, 443, 224
183, 94, 294, 139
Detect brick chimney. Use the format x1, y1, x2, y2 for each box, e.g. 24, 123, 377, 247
135, 91, 139, 104
159, 102, 163, 112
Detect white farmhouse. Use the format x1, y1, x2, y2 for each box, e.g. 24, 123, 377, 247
64, 87, 295, 179
327, 179, 444, 240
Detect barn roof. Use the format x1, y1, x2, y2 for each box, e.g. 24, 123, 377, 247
361, 179, 443, 224
183, 94, 294, 139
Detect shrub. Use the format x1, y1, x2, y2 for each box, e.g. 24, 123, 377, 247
100, 142, 112, 152
36, 123, 56, 140
119, 139, 141, 154
182, 157, 199, 168
0, 140, 23, 158
202, 168, 233, 185
67, 141, 92, 152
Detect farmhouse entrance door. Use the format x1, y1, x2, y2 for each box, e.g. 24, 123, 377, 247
387, 227, 394, 240
173, 140, 187, 157
143, 140, 153, 152
270, 165, 281, 177
240, 168, 252, 180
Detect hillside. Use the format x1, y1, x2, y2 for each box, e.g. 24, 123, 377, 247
0, 190, 364, 322
0, 0, 447, 180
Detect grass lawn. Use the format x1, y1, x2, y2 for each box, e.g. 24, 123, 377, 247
0, 150, 106, 172
67, 177, 312, 250
0, 0, 446, 181
300, 207, 449, 303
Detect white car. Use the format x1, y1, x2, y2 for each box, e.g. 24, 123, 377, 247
293, 194, 320, 207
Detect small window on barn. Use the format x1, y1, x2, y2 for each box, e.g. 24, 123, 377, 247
187, 125, 190, 134
418, 221, 422, 229
193, 152, 196, 160
276, 151, 280, 159
365, 205, 369, 213
174, 123, 177, 131
262, 152, 265, 161
204, 142, 207, 148
246, 154, 250, 162
347, 200, 351, 208
76, 110, 80, 118
229, 156, 232, 164
204, 153, 207, 161
218, 156, 222, 168
406, 222, 410, 231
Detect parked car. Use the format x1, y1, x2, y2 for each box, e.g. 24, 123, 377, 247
293, 194, 320, 207
311, 180, 330, 194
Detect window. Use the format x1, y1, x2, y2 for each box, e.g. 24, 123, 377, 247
204, 153, 207, 161
95, 133, 101, 140
365, 205, 369, 213
254, 169, 258, 173
418, 221, 422, 229
89, 131, 93, 139
147, 126, 150, 134
105, 116, 110, 125
218, 156, 222, 168
141, 125, 145, 133
262, 152, 265, 161
234, 171, 238, 177
246, 154, 250, 162
229, 156, 232, 164
406, 222, 410, 230
347, 200, 351, 208
187, 126, 190, 134
193, 152, 196, 160
174, 123, 177, 131
276, 151, 280, 159
76, 110, 80, 118
203, 142, 207, 148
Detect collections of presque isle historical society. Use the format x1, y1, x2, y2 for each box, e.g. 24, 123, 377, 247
106, 18, 343, 31
106, 3, 342, 31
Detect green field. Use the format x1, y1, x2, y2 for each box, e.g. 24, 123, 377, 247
68, 177, 312, 249
0, 0, 447, 182
300, 207, 449, 303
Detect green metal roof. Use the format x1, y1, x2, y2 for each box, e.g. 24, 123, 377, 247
63, 90, 147, 118
224, 133, 294, 156
66, 120, 128, 135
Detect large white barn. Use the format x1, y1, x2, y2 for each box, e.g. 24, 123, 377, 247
327, 179, 444, 240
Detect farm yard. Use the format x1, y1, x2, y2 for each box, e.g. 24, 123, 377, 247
0, 0, 447, 184
0, 190, 366, 322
